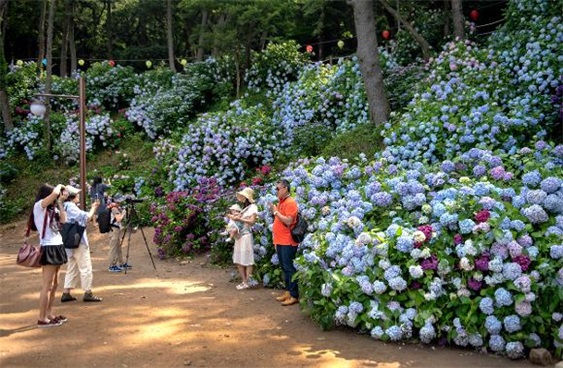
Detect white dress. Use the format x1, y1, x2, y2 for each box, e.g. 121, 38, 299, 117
232, 204, 257, 266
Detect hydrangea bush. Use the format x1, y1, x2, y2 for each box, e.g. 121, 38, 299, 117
251, 142, 562, 359
246, 0, 562, 360
126, 60, 231, 140
380, 1, 562, 166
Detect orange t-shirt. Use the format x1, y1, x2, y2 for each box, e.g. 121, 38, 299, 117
272, 196, 298, 246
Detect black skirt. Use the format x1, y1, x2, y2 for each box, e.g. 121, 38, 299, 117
41, 244, 68, 266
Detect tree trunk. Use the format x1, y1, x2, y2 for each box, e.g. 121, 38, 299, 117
443, 0, 450, 37
44, 0, 56, 151
380, 0, 431, 62
59, 0, 71, 77
0, 0, 13, 131
69, 11, 77, 73
348, 0, 389, 125
105, 0, 113, 58
451, 0, 465, 40
38, 0, 47, 70
167, 0, 176, 72
196, 9, 208, 61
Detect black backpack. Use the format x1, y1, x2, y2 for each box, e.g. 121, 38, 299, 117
97, 208, 112, 233
290, 211, 309, 243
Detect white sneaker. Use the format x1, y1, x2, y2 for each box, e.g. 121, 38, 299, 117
225, 237, 233, 242
219, 231, 228, 236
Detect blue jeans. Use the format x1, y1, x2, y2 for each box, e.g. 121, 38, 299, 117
276, 245, 298, 298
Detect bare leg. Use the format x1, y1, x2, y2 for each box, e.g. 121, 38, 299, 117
46, 266, 60, 319
237, 264, 247, 284
39, 265, 58, 321
246, 265, 254, 281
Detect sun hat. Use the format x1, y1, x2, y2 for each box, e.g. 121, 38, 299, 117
229, 204, 242, 212
236, 187, 255, 203
65, 186, 81, 195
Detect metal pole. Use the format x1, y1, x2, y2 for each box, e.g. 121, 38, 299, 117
79, 75, 87, 210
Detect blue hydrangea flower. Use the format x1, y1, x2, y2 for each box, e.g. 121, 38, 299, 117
494, 287, 513, 306
385, 325, 403, 341
522, 171, 542, 187
505, 341, 525, 359
540, 177, 562, 194
522, 205, 549, 224
479, 297, 494, 315
489, 334, 506, 352
503, 315, 522, 333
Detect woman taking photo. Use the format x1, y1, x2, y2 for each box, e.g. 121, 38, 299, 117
61, 186, 102, 303
30, 183, 69, 328
228, 187, 258, 290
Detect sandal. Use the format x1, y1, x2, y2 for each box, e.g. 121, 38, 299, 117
235, 282, 249, 290
61, 293, 77, 303
83, 292, 103, 302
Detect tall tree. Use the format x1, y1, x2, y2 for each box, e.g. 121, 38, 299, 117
59, 0, 72, 77
166, 0, 176, 72
37, 0, 47, 70
380, 0, 431, 62
105, 0, 113, 58
451, 0, 465, 39
196, 8, 208, 61
0, 0, 13, 131
44, 0, 56, 151
348, 0, 389, 125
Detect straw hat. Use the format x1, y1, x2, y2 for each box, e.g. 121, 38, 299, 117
236, 187, 255, 203
65, 186, 81, 195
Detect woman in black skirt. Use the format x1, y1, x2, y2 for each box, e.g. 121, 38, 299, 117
30, 183, 69, 328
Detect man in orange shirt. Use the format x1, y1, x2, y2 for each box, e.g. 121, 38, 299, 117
269, 179, 299, 306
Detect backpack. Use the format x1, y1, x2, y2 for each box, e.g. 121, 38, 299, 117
97, 208, 112, 233
290, 211, 309, 243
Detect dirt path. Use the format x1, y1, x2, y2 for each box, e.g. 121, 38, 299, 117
0, 221, 537, 368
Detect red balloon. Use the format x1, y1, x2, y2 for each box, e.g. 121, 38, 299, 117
470, 9, 479, 21
108, 60, 116, 67
305, 45, 313, 53
382, 30, 390, 40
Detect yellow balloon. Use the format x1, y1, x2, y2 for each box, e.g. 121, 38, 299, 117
146, 60, 153, 68
180, 59, 187, 66
16, 60, 23, 66
337, 40, 344, 49
78, 59, 85, 66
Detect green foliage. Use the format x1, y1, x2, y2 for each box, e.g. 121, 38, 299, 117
5, 61, 39, 115
384, 64, 429, 112
321, 123, 383, 161
245, 41, 309, 96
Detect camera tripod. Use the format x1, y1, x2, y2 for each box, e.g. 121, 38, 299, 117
118, 201, 157, 273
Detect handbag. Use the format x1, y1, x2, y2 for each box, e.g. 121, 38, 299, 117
16, 241, 42, 268
290, 211, 309, 244
16, 212, 48, 268
61, 222, 85, 249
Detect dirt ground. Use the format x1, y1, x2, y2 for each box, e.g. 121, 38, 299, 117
0, 220, 539, 368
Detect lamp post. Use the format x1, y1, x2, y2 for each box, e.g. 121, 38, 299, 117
30, 75, 87, 209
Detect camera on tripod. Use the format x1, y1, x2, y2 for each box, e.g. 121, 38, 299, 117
123, 195, 145, 204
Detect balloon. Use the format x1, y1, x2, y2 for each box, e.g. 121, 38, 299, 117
16, 60, 23, 66
306, 45, 313, 53
108, 60, 115, 67
78, 59, 85, 66
146, 60, 153, 68
180, 59, 188, 66
337, 40, 344, 49
382, 30, 390, 40
470, 9, 479, 21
